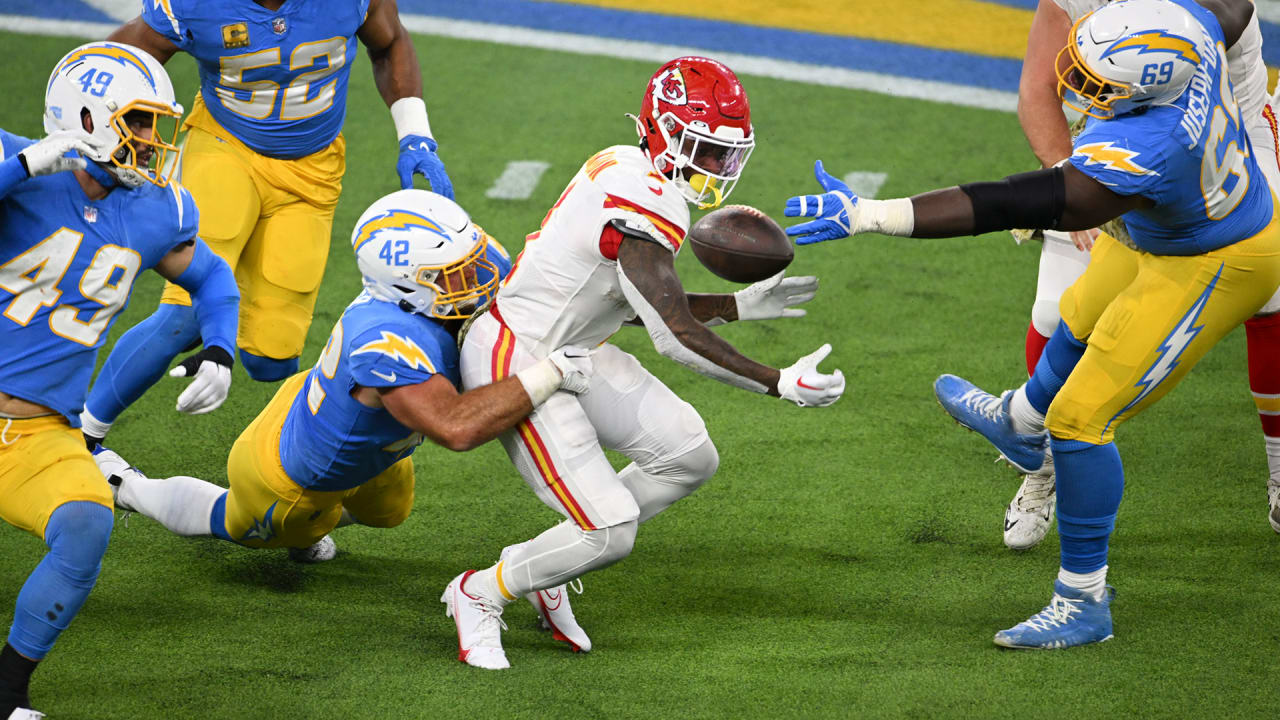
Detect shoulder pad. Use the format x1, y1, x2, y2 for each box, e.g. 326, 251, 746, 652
589, 146, 690, 253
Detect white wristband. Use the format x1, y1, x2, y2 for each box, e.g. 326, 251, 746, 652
516, 358, 561, 407
854, 197, 915, 237
390, 97, 433, 142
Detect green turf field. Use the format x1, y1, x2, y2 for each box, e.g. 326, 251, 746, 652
1, 29, 1278, 719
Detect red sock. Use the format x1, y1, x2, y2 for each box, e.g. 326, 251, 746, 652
1025, 322, 1050, 377
1246, 313, 1280, 438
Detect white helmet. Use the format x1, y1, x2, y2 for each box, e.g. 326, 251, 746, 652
1057, 0, 1210, 119
44, 42, 183, 188
351, 190, 499, 320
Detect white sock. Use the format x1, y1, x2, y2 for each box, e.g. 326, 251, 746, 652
1058, 565, 1108, 601
119, 474, 224, 537
79, 408, 112, 441
1009, 385, 1047, 434
464, 564, 514, 607
1266, 436, 1280, 486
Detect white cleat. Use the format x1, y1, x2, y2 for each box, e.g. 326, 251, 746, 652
528, 580, 592, 653
288, 535, 337, 563
1004, 471, 1056, 551
441, 571, 509, 670
500, 543, 592, 652
1268, 482, 1280, 534
91, 445, 143, 512
8, 708, 46, 719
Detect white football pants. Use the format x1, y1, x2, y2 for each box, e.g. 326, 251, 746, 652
461, 311, 719, 593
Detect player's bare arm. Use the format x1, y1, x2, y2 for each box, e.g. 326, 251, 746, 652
106, 17, 179, 63
1199, 0, 1252, 47
616, 234, 782, 395
360, 0, 453, 195
786, 161, 1151, 243
361, 375, 533, 452
1019, 0, 1074, 168
684, 293, 739, 324
358, 0, 422, 107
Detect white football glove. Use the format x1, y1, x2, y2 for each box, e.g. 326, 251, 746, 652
777, 343, 845, 408
18, 130, 105, 177
734, 272, 818, 321
548, 345, 593, 394
169, 347, 234, 415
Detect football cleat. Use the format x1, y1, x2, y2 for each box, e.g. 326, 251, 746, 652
934, 374, 1048, 473
994, 580, 1114, 650
7, 708, 45, 720
500, 544, 592, 652
441, 571, 509, 670
91, 445, 142, 512
1268, 481, 1280, 534
1004, 472, 1057, 551
288, 535, 337, 563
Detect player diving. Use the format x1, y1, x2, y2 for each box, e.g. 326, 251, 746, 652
0, 42, 239, 719
94, 189, 602, 646
784, 0, 1280, 649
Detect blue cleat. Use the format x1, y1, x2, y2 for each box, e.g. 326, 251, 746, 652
934, 374, 1048, 473
994, 581, 1115, 649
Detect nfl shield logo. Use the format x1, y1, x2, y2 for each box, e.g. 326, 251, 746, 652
82, 206, 98, 223
271, 17, 287, 34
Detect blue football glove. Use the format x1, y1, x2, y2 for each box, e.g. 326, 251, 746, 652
783, 160, 860, 245
397, 135, 454, 198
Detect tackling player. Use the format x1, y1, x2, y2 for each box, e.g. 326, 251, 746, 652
80, 0, 454, 447
442, 56, 845, 670
94, 190, 596, 645
1002, 0, 1280, 550
784, 0, 1278, 648
0, 43, 239, 718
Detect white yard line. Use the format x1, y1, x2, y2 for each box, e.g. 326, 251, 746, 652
485, 161, 552, 200
0, 13, 1019, 113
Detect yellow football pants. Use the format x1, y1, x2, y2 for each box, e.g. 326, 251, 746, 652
0, 416, 113, 540
160, 93, 345, 361
1048, 219, 1280, 444
221, 374, 415, 548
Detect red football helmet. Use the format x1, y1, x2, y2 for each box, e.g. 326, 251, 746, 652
634, 56, 754, 209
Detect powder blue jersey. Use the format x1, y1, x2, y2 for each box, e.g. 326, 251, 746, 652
278, 292, 455, 491
143, 0, 372, 159
0, 130, 198, 424
277, 240, 512, 491
1069, 0, 1274, 256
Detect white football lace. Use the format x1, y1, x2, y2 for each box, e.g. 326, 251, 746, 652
1015, 473, 1055, 514
568, 578, 584, 595
470, 597, 509, 634
956, 388, 1004, 423
1021, 593, 1082, 632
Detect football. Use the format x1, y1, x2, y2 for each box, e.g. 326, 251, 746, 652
686, 205, 794, 283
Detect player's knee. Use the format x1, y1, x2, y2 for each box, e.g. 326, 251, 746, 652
44, 502, 113, 585
588, 520, 638, 566
238, 350, 299, 382
1030, 298, 1062, 338
648, 435, 719, 488
349, 504, 411, 530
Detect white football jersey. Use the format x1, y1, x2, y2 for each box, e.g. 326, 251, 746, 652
494, 145, 691, 356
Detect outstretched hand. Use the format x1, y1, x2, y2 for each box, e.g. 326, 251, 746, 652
783, 160, 860, 245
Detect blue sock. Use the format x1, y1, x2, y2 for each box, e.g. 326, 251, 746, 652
1026, 322, 1087, 415
1052, 436, 1124, 574
238, 350, 298, 382
84, 303, 200, 426
7, 502, 113, 660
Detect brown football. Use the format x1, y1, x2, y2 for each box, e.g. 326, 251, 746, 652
686, 205, 794, 283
